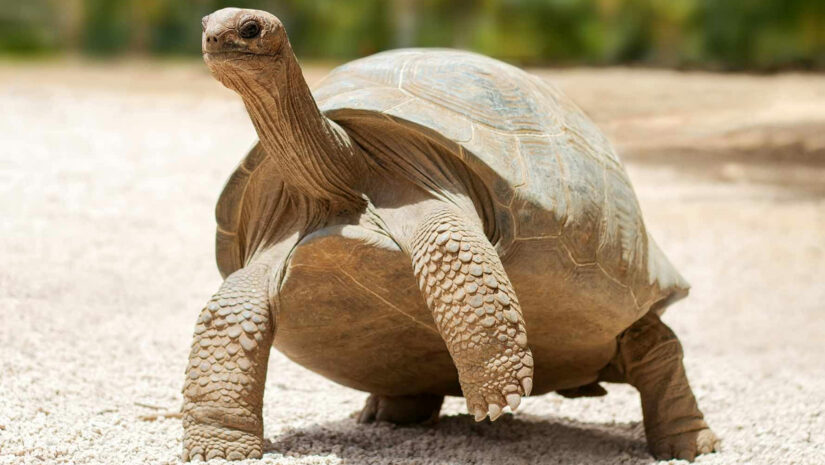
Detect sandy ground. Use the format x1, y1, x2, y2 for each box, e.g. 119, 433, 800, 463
0, 60, 824, 465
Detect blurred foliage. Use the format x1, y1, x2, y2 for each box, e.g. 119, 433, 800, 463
0, 0, 823, 69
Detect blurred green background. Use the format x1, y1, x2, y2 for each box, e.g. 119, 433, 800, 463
2, 0, 824, 70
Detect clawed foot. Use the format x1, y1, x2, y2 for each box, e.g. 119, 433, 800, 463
461, 350, 533, 422
649, 428, 720, 462
182, 420, 263, 461
358, 393, 444, 425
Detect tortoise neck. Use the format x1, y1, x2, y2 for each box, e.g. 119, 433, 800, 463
230, 46, 367, 209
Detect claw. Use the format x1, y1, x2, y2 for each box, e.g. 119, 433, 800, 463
488, 403, 502, 421
698, 439, 716, 455
521, 377, 532, 396
506, 393, 521, 411
650, 428, 719, 461
473, 406, 487, 422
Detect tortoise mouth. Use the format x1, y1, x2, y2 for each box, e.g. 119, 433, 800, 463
202, 51, 279, 59
202, 51, 280, 73
203, 51, 281, 72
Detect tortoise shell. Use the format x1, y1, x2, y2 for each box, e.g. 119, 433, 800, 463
216, 49, 688, 316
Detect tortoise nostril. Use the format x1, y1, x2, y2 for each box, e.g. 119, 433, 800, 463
204, 34, 221, 52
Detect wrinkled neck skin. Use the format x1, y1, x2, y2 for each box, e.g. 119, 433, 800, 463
219, 46, 367, 211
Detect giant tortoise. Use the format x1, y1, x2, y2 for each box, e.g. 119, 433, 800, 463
183, 7, 719, 462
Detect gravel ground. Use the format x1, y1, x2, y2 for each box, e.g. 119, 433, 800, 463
0, 61, 823, 465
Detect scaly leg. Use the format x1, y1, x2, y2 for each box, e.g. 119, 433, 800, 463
411, 207, 533, 421
182, 263, 275, 461
612, 312, 720, 461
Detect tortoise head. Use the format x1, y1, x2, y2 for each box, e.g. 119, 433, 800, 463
201, 8, 289, 86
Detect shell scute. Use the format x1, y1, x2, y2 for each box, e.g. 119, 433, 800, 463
597, 169, 646, 285
568, 263, 637, 323
401, 53, 551, 134
386, 98, 473, 143
313, 53, 403, 101
463, 126, 523, 205
556, 96, 622, 167
319, 87, 409, 115
556, 143, 605, 264
510, 135, 568, 239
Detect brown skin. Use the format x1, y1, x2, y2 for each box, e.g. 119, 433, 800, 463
602, 312, 721, 461
183, 7, 718, 462
202, 8, 367, 208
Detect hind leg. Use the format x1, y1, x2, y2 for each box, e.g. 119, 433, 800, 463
606, 311, 720, 461
357, 394, 444, 425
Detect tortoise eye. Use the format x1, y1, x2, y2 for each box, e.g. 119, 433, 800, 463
239, 21, 261, 39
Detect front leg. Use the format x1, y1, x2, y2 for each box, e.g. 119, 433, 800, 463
411, 207, 533, 421
182, 263, 275, 461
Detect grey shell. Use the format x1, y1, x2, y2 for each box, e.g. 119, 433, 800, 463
216, 48, 688, 313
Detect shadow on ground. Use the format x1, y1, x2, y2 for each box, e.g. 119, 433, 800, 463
266, 414, 651, 464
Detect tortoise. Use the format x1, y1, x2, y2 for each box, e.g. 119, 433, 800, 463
183, 7, 719, 462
